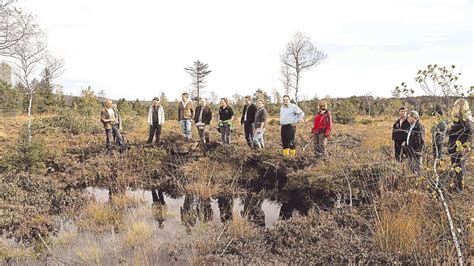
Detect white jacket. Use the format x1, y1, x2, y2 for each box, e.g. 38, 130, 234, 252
148, 105, 165, 125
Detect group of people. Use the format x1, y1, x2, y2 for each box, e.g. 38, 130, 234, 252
100, 93, 334, 157
392, 98, 472, 191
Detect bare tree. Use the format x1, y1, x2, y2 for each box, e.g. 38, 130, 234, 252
0, 2, 35, 55
184, 60, 211, 100
280, 63, 293, 96
6, 10, 64, 141
281, 31, 327, 103
415, 64, 463, 106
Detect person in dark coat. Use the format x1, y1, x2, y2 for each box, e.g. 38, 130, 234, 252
404, 110, 425, 174
430, 106, 447, 160
392, 106, 410, 161
240, 95, 257, 148
194, 98, 212, 143
447, 98, 472, 192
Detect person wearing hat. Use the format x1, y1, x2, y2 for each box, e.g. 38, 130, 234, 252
147, 96, 165, 145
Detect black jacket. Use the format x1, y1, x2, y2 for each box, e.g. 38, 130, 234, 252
406, 121, 425, 153
241, 104, 257, 125
194, 105, 212, 125
392, 118, 410, 143
448, 119, 472, 154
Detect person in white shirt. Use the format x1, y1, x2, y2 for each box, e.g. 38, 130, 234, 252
147, 97, 165, 145
279, 95, 305, 156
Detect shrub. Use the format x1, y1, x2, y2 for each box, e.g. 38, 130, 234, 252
48, 109, 102, 135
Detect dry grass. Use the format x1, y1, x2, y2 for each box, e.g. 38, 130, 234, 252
122, 220, 154, 248
53, 231, 78, 247
374, 191, 439, 256
77, 201, 123, 233
0, 241, 35, 261
226, 210, 256, 239
73, 240, 103, 265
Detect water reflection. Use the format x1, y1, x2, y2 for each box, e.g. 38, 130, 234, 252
151, 189, 166, 229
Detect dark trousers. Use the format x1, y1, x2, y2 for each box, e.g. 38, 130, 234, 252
394, 141, 405, 162
450, 154, 465, 191
105, 124, 124, 152
243, 122, 254, 148
432, 134, 444, 159
147, 124, 162, 144
281, 124, 296, 149
220, 124, 231, 144
313, 132, 327, 157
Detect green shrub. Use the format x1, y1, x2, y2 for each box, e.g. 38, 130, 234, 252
48, 109, 102, 135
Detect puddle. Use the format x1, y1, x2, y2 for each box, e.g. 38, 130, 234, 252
85, 187, 282, 230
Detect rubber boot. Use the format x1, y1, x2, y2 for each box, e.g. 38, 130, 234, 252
282, 148, 290, 156
289, 148, 296, 156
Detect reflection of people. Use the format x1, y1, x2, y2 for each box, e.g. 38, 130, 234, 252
279, 191, 311, 220
448, 98, 472, 192
217, 196, 233, 223
180, 194, 197, 233
280, 95, 305, 156
197, 197, 213, 223
311, 100, 333, 158
147, 97, 165, 145
392, 106, 410, 161
194, 98, 212, 143
151, 189, 166, 229
100, 99, 125, 153
241, 96, 257, 148
242, 194, 265, 227
404, 111, 425, 174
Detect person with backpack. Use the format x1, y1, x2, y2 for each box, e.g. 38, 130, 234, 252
311, 100, 333, 157
100, 99, 125, 153
447, 98, 472, 192
147, 96, 165, 145
194, 97, 212, 143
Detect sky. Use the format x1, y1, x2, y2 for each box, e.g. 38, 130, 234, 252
10, 0, 474, 101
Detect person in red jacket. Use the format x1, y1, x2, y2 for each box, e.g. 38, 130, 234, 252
311, 100, 333, 157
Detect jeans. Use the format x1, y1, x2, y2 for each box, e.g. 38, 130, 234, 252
220, 124, 231, 144
180, 120, 192, 140
253, 128, 265, 149
105, 124, 124, 152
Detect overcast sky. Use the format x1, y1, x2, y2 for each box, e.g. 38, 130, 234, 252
13, 0, 473, 101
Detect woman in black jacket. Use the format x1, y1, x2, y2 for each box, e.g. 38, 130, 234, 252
448, 98, 472, 191
194, 98, 213, 143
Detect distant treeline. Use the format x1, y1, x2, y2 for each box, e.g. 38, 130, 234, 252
1, 80, 472, 124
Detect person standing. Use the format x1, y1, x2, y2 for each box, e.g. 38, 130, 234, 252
194, 98, 212, 143
100, 99, 125, 153
392, 106, 410, 161
147, 97, 165, 145
431, 106, 447, 160
404, 110, 425, 173
447, 98, 472, 192
218, 98, 234, 144
280, 95, 305, 156
253, 99, 268, 150
178, 92, 194, 141
311, 100, 333, 157
241, 96, 257, 148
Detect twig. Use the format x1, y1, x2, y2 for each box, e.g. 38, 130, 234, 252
220, 238, 234, 256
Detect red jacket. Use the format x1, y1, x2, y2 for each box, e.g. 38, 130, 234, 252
312, 110, 333, 136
